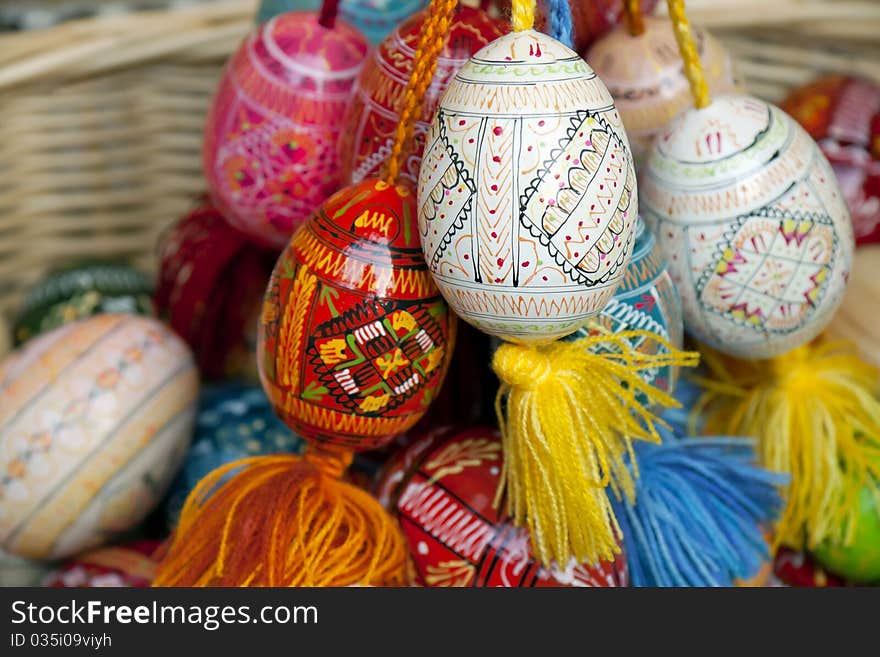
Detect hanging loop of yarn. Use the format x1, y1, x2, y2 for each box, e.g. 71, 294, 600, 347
491, 331, 700, 568
692, 339, 880, 550
666, 0, 711, 108
318, 0, 342, 29
547, 0, 574, 48
153, 453, 411, 586
511, 0, 536, 32
382, 0, 462, 185
623, 0, 646, 37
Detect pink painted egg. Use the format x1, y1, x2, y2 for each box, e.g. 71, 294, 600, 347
641, 95, 855, 359
586, 15, 740, 167
203, 12, 370, 248
377, 427, 629, 587
0, 315, 198, 561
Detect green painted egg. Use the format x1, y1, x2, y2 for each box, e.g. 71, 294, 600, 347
13, 261, 154, 346
812, 478, 880, 583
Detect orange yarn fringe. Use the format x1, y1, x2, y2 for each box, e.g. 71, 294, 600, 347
382, 0, 461, 184
153, 452, 412, 587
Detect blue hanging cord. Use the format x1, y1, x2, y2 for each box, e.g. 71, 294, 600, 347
547, 0, 574, 49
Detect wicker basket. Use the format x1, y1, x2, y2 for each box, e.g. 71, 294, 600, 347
1, 0, 878, 319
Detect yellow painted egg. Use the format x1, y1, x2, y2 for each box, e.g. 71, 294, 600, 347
0, 314, 198, 560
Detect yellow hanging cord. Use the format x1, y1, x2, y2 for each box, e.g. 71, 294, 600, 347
382, 0, 461, 185
511, 0, 536, 31
492, 331, 700, 567
623, 0, 646, 37
692, 339, 880, 551
666, 0, 711, 109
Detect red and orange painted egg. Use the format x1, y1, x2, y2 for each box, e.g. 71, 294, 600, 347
376, 427, 628, 587
155, 199, 278, 381
204, 12, 370, 249
338, 5, 506, 187
258, 179, 456, 451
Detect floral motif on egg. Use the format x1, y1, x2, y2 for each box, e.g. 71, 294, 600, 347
204, 13, 370, 248
418, 30, 638, 343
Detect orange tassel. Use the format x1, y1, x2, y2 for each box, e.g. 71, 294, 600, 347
153, 451, 412, 587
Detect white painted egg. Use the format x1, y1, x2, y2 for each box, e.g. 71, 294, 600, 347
418, 30, 638, 344
640, 95, 854, 359
0, 314, 198, 560
586, 15, 740, 167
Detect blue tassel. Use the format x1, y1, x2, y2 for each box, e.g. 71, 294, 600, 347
612, 424, 787, 586
547, 0, 574, 49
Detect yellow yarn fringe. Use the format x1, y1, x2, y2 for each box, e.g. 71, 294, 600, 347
511, 0, 535, 32
693, 339, 880, 550
666, 0, 711, 109
492, 331, 699, 568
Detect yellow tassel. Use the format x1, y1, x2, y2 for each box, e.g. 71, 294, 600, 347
492, 331, 699, 568
511, 0, 536, 32
694, 339, 880, 550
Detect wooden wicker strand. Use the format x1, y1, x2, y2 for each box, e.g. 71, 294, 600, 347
1, 0, 879, 318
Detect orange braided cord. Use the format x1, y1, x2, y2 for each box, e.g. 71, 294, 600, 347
382, 0, 462, 184
623, 0, 646, 37
666, 0, 711, 109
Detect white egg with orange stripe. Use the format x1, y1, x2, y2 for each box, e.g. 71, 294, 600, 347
0, 314, 198, 561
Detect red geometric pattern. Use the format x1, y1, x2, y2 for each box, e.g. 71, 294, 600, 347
379, 427, 628, 587
258, 179, 455, 451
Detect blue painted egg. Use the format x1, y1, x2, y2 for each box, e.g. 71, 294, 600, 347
163, 384, 307, 529
567, 217, 684, 393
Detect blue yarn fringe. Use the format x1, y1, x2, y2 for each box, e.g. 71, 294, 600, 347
547, 0, 574, 49
612, 424, 787, 587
